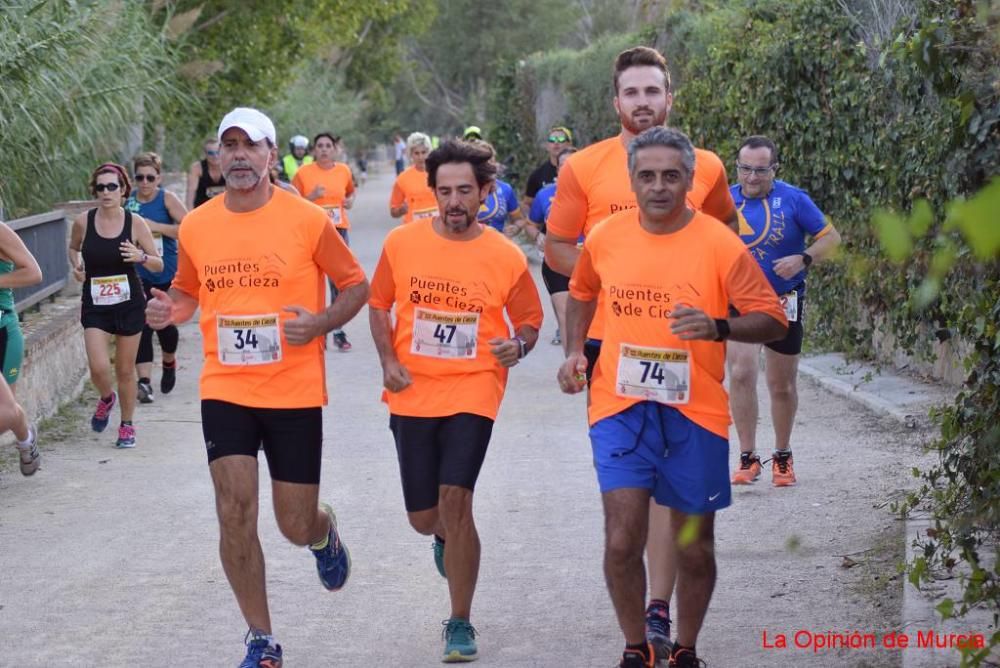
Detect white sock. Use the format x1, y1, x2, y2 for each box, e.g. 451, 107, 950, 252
15, 426, 35, 448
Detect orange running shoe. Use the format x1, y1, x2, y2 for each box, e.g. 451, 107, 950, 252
731, 452, 762, 484
771, 451, 797, 487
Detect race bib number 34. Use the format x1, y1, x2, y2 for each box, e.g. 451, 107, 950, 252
411, 308, 479, 359
90, 274, 130, 306
217, 314, 282, 366
616, 344, 691, 405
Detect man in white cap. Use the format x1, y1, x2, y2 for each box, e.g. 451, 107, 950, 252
146, 107, 370, 667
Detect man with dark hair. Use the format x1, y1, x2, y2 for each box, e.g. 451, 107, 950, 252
545, 44, 740, 659
146, 107, 369, 667
369, 138, 543, 663
558, 127, 786, 668
728, 135, 842, 487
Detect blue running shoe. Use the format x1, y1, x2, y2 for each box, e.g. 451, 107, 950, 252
442, 617, 478, 663
645, 601, 673, 659
310, 502, 351, 591
433, 535, 447, 579
90, 392, 116, 432
240, 629, 282, 668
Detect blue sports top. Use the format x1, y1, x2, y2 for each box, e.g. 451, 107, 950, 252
731, 179, 831, 295
478, 180, 519, 232
125, 188, 178, 284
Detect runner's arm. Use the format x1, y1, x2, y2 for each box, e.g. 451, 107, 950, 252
544, 162, 586, 275
166, 287, 198, 324
67, 214, 86, 282
127, 215, 165, 273
0, 224, 42, 288
185, 161, 200, 210
389, 181, 407, 218
545, 233, 581, 276
491, 267, 543, 366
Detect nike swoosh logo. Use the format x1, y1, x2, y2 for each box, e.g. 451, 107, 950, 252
708, 493, 721, 501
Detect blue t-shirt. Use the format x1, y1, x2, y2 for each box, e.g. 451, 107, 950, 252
478, 180, 519, 232
125, 188, 178, 285
529, 182, 556, 228
731, 179, 829, 295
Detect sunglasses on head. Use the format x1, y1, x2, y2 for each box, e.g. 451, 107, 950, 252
94, 183, 120, 193
548, 135, 569, 143
134, 174, 157, 183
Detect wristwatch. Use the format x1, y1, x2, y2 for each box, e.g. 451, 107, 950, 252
514, 335, 528, 359
801, 252, 813, 267
713, 319, 730, 342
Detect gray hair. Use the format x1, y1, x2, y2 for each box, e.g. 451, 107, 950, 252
406, 132, 432, 152
627, 127, 696, 175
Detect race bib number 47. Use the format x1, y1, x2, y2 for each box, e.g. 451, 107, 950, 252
616, 344, 690, 405
411, 308, 479, 359
217, 314, 282, 365
90, 274, 130, 306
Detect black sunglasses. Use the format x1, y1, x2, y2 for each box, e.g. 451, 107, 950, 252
134, 174, 157, 183
94, 183, 120, 193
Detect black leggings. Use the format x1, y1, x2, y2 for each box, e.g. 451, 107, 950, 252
137, 281, 179, 365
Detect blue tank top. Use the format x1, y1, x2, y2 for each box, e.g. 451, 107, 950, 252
125, 188, 178, 284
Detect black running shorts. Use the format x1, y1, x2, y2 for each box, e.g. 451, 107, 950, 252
388, 413, 494, 513
541, 260, 570, 296
201, 399, 323, 484
80, 304, 146, 336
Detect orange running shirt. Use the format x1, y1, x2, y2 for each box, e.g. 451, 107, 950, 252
292, 162, 356, 229
547, 133, 737, 340
390, 166, 438, 225
570, 210, 786, 436
172, 188, 366, 409
369, 222, 544, 419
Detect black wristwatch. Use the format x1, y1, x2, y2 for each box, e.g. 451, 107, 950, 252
713, 319, 730, 342
514, 335, 528, 359
801, 252, 813, 267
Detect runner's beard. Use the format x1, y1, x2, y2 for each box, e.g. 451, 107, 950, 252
224, 163, 264, 191
444, 209, 475, 233
619, 106, 668, 135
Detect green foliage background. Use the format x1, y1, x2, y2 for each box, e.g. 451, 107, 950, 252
488, 0, 1000, 661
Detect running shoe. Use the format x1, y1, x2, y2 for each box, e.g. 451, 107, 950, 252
240, 630, 283, 668
310, 502, 351, 591
137, 380, 154, 404
332, 331, 352, 352
731, 451, 762, 485
16, 425, 40, 476
433, 535, 447, 579
551, 328, 562, 346
645, 603, 672, 659
90, 392, 116, 432
668, 646, 706, 667
115, 423, 136, 449
160, 364, 176, 394
618, 644, 655, 668
442, 617, 478, 663
771, 451, 797, 487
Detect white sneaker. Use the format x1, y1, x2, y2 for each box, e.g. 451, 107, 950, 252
16, 425, 39, 476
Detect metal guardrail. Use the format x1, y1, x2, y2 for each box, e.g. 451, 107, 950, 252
5, 210, 69, 313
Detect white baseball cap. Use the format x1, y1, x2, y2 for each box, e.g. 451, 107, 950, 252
217, 107, 277, 145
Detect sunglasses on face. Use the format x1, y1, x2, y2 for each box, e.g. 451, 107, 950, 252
134, 174, 157, 183
94, 183, 120, 193
548, 135, 570, 144
736, 163, 775, 177
205, 150, 220, 156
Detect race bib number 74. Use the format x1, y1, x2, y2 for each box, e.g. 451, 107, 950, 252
411, 308, 479, 359
616, 344, 690, 405
217, 314, 282, 365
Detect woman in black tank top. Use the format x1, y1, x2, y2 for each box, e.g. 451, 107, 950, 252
68, 163, 163, 449
189, 138, 226, 207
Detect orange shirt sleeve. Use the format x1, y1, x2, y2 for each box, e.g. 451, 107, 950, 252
390, 178, 404, 209
506, 267, 543, 330
701, 159, 736, 223
725, 251, 787, 327
291, 171, 306, 198
545, 161, 587, 240
172, 230, 199, 298
343, 166, 355, 197
368, 248, 396, 310
568, 244, 601, 302
313, 218, 366, 290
